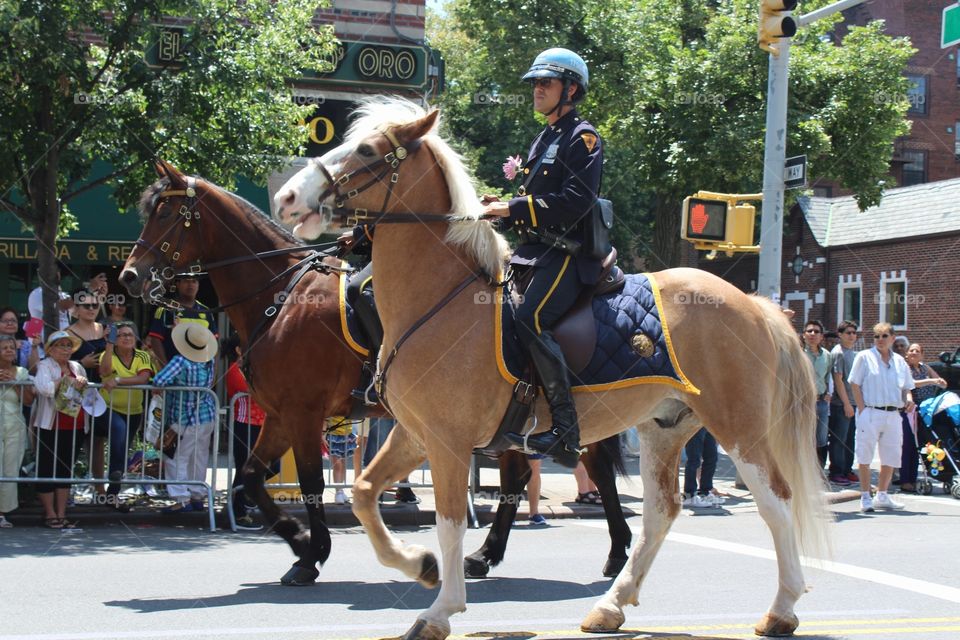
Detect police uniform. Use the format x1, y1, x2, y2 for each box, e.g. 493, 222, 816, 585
343, 223, 381, 404
507, 109, 603, 345
148, 302, 218, 363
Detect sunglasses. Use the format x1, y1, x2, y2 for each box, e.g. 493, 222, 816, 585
804, 329, 822, 334
531, 78, 556, 88
874, 333, 891, 339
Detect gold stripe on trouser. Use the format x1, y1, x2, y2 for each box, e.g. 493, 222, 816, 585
534, 255, 572, 335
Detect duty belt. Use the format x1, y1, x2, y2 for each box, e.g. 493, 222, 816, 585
867, 405, 900, 412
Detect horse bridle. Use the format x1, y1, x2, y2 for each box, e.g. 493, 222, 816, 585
136, 175, 342, 312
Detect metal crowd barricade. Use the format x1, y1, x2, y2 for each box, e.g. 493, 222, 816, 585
224, 393, 441, 531
0, 379, 219, 532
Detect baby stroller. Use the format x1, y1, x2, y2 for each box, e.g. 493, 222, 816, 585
917, 392, 960, 499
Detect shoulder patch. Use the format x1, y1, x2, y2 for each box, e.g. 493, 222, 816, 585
580, 132, 598, 153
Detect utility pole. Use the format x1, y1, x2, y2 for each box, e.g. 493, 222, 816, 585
756, 0, 867, 303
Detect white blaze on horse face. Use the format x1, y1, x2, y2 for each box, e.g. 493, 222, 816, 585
273, 145, 350, 240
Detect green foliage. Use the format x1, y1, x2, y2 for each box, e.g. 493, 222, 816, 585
0, 0, 336, 224
428, 0, 914, 267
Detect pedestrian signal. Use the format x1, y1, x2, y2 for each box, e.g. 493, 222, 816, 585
758, 0, 798, 56
681, 192, 761, 256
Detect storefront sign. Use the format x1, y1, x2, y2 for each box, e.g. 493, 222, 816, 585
0, 240, 134, 265
302, 41, 432, 91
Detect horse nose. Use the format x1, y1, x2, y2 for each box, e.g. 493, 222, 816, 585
275, 189, 299, 220
119, 268, 138, 289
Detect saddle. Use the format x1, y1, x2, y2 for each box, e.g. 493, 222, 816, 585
511, 248, 625, 374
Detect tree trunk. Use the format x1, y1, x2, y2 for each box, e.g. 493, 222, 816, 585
30, 158, 63, 340
649, 196, 682, 270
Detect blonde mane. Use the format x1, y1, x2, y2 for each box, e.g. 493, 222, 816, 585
347, 97, 510, 279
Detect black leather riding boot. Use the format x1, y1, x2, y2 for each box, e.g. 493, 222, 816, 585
351, 291, 383, 405
505, 332, 581, 468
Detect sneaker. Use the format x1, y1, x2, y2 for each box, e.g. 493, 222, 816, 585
681, 493, 695, 507
395, 488, 421, 504
235, 515, 263, 531
691, 494, 714, 508
828, 474, 851, 486
334, 489, 349, 505
706, 493, 726, 506
860, 494, 875, 513
873, 493, 905, 511
528, 514, 547, 526
846, 472, 859, 483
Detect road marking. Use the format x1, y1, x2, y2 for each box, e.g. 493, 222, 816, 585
572, 521, 960, 604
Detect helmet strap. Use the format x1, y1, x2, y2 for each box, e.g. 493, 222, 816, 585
544, 78, 572, 119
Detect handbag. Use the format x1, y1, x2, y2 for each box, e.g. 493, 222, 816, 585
581, 198, 614, 261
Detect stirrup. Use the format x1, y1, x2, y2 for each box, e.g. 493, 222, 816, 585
350, 379, 379, 406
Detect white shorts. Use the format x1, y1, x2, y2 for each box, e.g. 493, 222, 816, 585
855, 407, 903, 467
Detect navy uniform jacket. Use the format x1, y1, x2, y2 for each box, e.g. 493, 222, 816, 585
506, 110, 603, 284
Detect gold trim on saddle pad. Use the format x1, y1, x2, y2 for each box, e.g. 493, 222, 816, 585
493, 272, 700, 395
339, 270, 370, 357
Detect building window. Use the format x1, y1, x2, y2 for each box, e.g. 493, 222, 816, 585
878, 277, 907, 331
839, 283, 862, 329
906, 74, 927, 115
901, 150, 926, 186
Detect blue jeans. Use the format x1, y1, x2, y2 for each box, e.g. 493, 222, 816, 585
684, 428, 718, 496
231, 421, 279, 515
94, 411, 141, 495
899, 412, 918, 485
827, 407, 852, 476
364, 418, 396, 467
815, 399, 829, 448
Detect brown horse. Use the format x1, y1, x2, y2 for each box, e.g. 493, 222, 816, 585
273, 97, 830, 639
119, 160, 632, 586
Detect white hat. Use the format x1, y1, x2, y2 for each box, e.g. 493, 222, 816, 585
171, 323, 218, 363
81, 387, 107, 417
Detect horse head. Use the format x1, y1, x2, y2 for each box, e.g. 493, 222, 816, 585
273, 98, 445, 238
120, 160, 208, 304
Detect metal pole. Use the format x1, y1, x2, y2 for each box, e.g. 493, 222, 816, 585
797, 0, 867, 27
757, 38, 791, 303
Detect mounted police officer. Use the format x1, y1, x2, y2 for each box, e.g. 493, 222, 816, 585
482, 47, 604, 468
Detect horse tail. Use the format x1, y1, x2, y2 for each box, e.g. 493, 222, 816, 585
598, 435, 628, 478
752, 296, 832, 559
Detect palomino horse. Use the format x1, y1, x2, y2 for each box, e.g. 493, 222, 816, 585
119, 160, 632, 585
274, 97, 829, 639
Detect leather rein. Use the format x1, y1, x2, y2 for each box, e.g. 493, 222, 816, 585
311, 127, 508, 411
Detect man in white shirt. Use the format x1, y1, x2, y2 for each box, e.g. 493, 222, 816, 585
848, 322, 915, 513
27, 266, 73, 330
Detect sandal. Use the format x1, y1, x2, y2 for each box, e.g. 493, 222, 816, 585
0, 515, 12, 528
575, 491, 602, 505
41, 517, 64, 529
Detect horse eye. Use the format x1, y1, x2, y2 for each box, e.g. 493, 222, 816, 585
357, 143, 376, 157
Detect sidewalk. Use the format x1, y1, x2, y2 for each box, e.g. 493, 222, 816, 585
6, 448, 866, 530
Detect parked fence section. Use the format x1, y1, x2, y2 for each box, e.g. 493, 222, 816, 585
0, 380, 219, 531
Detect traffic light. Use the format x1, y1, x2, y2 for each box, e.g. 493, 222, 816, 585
681, 192, 760, 256
758, 0, 798, 56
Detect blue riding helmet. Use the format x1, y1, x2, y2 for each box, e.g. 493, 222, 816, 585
521, 48, 589, 92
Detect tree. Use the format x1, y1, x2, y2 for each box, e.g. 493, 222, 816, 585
428, 0, 913, 268
0, 0, 336, 333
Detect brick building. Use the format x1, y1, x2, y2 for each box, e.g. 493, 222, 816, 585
697, 179, 960, 355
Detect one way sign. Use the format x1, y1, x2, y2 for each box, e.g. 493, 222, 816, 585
784, 155, 807, 190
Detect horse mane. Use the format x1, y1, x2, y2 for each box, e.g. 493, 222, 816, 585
347, 96, 511, 279
138, 176, 304, 248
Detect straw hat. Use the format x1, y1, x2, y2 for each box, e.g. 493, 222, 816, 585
44, 330, 82, 354
171, 322, 218, 363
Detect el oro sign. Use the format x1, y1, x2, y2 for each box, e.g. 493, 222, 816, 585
303, 41, 431, 90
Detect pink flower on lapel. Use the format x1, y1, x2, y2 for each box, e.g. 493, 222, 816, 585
502, 155, 523, 181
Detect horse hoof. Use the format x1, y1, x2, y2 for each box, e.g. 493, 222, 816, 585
581, 605, 625, 633
754, 612, 799, 637
602, 556, 626, 578
402, 618, 449, 640
417, 552, 440, 588
464, 554, 490, 579
280, 564, 319, 586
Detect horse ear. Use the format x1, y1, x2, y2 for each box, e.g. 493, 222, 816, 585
396, 109, 439, 144
156, 159, 187, 187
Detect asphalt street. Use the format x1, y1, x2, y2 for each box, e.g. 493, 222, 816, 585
2, 489, 959, 640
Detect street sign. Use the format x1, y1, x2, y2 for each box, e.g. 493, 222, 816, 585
301, 41, 434, 91
944, 3, 960, 48
784, 154, 807, 189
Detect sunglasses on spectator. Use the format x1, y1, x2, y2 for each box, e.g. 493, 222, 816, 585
804, 328, 822, 334
874, 333, 891, 339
